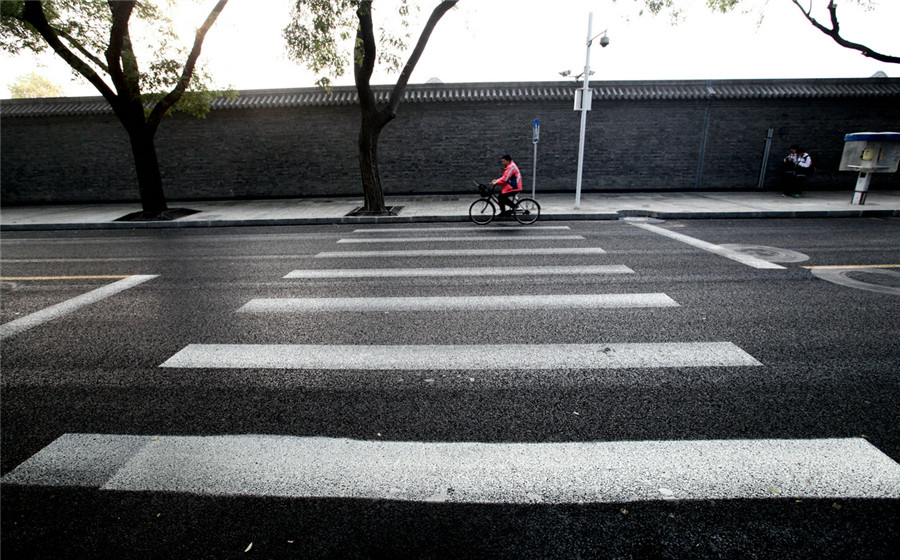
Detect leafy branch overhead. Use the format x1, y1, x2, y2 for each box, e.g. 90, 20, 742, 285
284, 0, 416, 90
0, 0, 233, 216
1, 0, 234, 122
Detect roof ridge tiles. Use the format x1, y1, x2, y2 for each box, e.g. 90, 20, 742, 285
3, 78, 898, 117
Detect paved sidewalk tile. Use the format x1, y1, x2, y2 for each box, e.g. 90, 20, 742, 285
1, 190, 898, 230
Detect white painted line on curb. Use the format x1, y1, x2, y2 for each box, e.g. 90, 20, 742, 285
337, 235, 585, 243
316, 247, 607, 258
4, 434, 899, 504
352, 226, 572, 233
285, 265, 634, 279
158, 342, 761, 370
237, 293, 679, 313
0, 275, 158, 340
628, 223, 786, 269
810, 267, 900, 296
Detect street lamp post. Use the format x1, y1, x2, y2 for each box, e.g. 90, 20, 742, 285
574, 12, 609, 209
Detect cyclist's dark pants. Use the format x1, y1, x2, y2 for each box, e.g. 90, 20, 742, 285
498, 192, 519, 213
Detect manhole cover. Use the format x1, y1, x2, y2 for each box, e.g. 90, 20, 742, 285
719, 245, 809, 263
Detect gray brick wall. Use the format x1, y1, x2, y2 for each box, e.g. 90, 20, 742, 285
2, 82, 898, 205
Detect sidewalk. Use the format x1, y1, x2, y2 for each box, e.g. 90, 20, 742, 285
2, 190, 899, 230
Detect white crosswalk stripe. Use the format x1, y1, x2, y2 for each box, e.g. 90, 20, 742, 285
159, 342, 761, 370
285, 265, 634, 278
4, 434, 899, 504
336, 235, 585, 243
237, 293, 678, 313
316, 247, 607, 258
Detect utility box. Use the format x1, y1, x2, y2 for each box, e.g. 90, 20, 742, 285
839, 132, 900, 205
573, 89, 592, 111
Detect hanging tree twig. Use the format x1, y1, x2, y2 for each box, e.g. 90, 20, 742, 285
790, 0, 899, 64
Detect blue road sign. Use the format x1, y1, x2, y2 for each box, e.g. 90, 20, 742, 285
533, 118, 540, 143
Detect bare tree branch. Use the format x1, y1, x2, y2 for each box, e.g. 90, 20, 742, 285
54, 25, 109, 73
147, 0, 229, 132
791, 0, 900, 64
386, 0, 457, 118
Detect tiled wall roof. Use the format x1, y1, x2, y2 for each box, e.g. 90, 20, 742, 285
2, 78, 898, 118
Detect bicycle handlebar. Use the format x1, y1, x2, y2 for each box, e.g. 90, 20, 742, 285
473, 180, 494, 198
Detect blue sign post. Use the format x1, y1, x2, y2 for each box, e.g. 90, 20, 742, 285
532, 118, 539, 197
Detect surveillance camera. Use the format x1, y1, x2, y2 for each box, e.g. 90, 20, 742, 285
600, 35, 610, 48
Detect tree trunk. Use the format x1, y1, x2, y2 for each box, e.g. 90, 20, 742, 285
125, 124, 168, 215
359, 116, 387, 214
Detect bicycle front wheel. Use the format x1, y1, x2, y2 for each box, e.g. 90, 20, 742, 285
514, 198, 541, 224
469, 198, 496, 225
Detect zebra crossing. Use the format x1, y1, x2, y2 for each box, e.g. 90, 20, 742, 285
167, 224, 754, 372
5, 224, 900, 504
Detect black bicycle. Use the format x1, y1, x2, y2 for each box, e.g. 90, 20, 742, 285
468, 181, 541, 225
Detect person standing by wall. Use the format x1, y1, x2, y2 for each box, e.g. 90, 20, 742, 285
782, 144, 812, 198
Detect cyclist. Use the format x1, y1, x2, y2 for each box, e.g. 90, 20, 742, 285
491, 154, 523, 216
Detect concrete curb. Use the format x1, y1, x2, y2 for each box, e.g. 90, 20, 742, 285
2, 208, 897, 231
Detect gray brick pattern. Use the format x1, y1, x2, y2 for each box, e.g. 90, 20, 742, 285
2, 79, 898, 205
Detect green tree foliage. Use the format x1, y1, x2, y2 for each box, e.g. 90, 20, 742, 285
284, 0, 458, 214
7, 71, 64, 98
0, 1, 232, 217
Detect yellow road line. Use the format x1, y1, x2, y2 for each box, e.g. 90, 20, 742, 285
0, 275, 132, 281
802, 265, 900, 270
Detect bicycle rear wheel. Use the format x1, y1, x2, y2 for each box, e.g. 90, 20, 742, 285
514, 198, 540, 224
469, 198, 496, 225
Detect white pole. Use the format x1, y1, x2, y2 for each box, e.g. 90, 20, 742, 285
532, 141, 538, 198
574, 12, 593, 210
852, 172, 872, 205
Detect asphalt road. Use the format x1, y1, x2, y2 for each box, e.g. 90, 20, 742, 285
2, 217, 898, 559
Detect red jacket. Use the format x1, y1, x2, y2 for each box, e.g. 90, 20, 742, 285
495, 161, 523, 194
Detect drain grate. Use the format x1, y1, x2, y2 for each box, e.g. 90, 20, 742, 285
114, 208, 200, 222
345, 206, 403, 217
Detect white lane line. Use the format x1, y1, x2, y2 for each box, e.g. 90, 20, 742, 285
0, 275, 158, 340
2, 256, 313, 263
5, 434, 899, 504
628, 223, 786, 269
159, 342, 761, 370
238, 293, 678, 313
337, 235, 585, 243
352, 226, 571, 233
316, 247, 607, 258
285, 265, 634, 279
